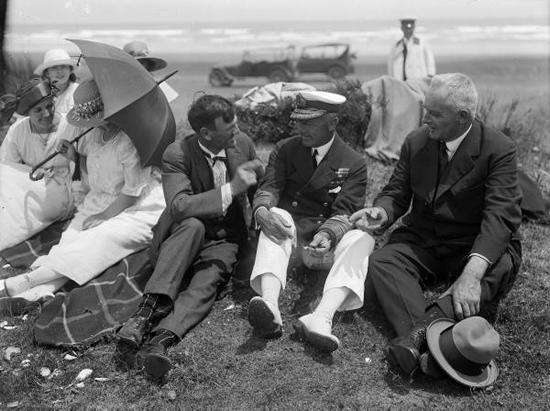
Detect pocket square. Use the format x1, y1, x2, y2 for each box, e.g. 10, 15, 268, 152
328, 186, 342, 194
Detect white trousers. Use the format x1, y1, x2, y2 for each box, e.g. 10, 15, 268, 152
250, 207, 375, 311
31, 184, 164, 285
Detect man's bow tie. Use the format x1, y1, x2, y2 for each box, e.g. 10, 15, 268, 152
211, 155, 227, 164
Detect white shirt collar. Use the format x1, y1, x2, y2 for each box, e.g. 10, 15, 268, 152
444, 124, 472, 160
198, 141, 226, 159
312, 134, 335, 162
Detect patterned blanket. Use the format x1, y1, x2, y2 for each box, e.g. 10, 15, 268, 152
34, 249, 153, 347
1, 224, 153, 347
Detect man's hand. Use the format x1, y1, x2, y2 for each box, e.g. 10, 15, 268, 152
82, 212, 107, 230
307, 231, 332, 254
55, 139, 77, 161
230, 159, 262, 195
256, 207, 293, 244
349, 207, 388, 232
440, 256, 488, 320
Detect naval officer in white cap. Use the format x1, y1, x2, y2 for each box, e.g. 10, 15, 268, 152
388, 18, 436, 81
247, 90, 375, 352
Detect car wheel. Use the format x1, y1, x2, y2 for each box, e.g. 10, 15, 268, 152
268, 69, 289, 83
209, 70, 229, 87
328, 66, 346, 80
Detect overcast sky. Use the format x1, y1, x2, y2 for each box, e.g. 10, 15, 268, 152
7, 0, 549, 24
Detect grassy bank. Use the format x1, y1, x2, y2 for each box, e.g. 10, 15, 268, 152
1, 55, 549, 409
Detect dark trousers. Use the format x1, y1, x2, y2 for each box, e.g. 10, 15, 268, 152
144, 218, 238, 339
366, 239, 520, 337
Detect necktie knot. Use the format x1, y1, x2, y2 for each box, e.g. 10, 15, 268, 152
212, 155, 227, 164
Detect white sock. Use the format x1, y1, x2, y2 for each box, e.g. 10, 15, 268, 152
6, 266, 63, 296
260, 272, 281, 307
313, 287, 350, 321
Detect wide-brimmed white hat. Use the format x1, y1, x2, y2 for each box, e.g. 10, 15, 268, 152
34, 49, 76, 77
123, 41, 167, 72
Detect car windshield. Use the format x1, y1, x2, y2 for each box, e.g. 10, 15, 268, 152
302, 45, 346, 59
243, 47, 295, 62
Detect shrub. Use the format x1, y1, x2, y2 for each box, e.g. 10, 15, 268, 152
236, 78, 371, 150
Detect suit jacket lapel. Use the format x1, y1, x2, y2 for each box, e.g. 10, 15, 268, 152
295, 143, 316, 187
435, 122, 481, 201
413, 138, 439, 202
189, 137, 215, 190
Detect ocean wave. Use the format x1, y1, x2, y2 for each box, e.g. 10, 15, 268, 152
5, 22, 549, 55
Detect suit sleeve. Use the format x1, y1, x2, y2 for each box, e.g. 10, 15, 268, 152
470, 139, 521, 262
161, 142, 224, 223
252, 142, 286, 213
246, 138, 264, 207
373, 137, 413, 226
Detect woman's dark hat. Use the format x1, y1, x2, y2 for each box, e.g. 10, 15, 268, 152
426, 317, 500, 388
67, 78, 105, 127
123, 41, 167, 72
14, 79, 53, 116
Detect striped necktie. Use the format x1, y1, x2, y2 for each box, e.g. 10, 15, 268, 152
203, 151, 228, 188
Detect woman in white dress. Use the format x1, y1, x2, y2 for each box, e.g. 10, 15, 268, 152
0, 79, 79, 251
35, 48, 79, 115
0, 79, 165, 302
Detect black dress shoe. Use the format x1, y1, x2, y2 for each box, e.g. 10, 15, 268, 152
419, 351, 445, 379
138, 341, 171, 384
387, 306, 448, 376
116, 315, 151, 348
387, 336, 422, 375
114, 339, 139, 371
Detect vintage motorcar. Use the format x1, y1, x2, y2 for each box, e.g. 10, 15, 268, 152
208, 46, 297, 86
296, 43, 356, 79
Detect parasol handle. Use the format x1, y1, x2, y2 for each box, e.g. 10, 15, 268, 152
29, 127, 94, 181
156, 70, 178, 85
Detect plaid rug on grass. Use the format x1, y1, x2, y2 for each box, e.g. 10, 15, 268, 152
33, 249, 153, 347
0, 219, 69, 268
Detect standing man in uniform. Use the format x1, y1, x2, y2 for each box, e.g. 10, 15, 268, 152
388, 18, 436, 81
247, 90, 375, 352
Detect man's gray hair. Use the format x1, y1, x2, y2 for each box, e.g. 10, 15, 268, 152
430, 73, 478, 118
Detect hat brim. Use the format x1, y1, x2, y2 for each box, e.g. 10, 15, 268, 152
290, 108, 327, 120
136, 56, 167, 72
66, 107, 106, 128
426, 318, 499, 388
34, 59, 76, 76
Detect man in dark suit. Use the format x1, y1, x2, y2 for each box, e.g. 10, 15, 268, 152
114, 95, 263, 382
248, 91, 374, 352
350, 73, 522, 376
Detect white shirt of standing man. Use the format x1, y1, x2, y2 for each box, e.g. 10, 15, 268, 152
388, 18, 436, 81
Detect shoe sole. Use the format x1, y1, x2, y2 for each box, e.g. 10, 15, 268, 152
248, 298, 282, 339
387, 345, 420, 375
114, 339, 138, 370
143, 353, 172, 383
293, 321, 340, 353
